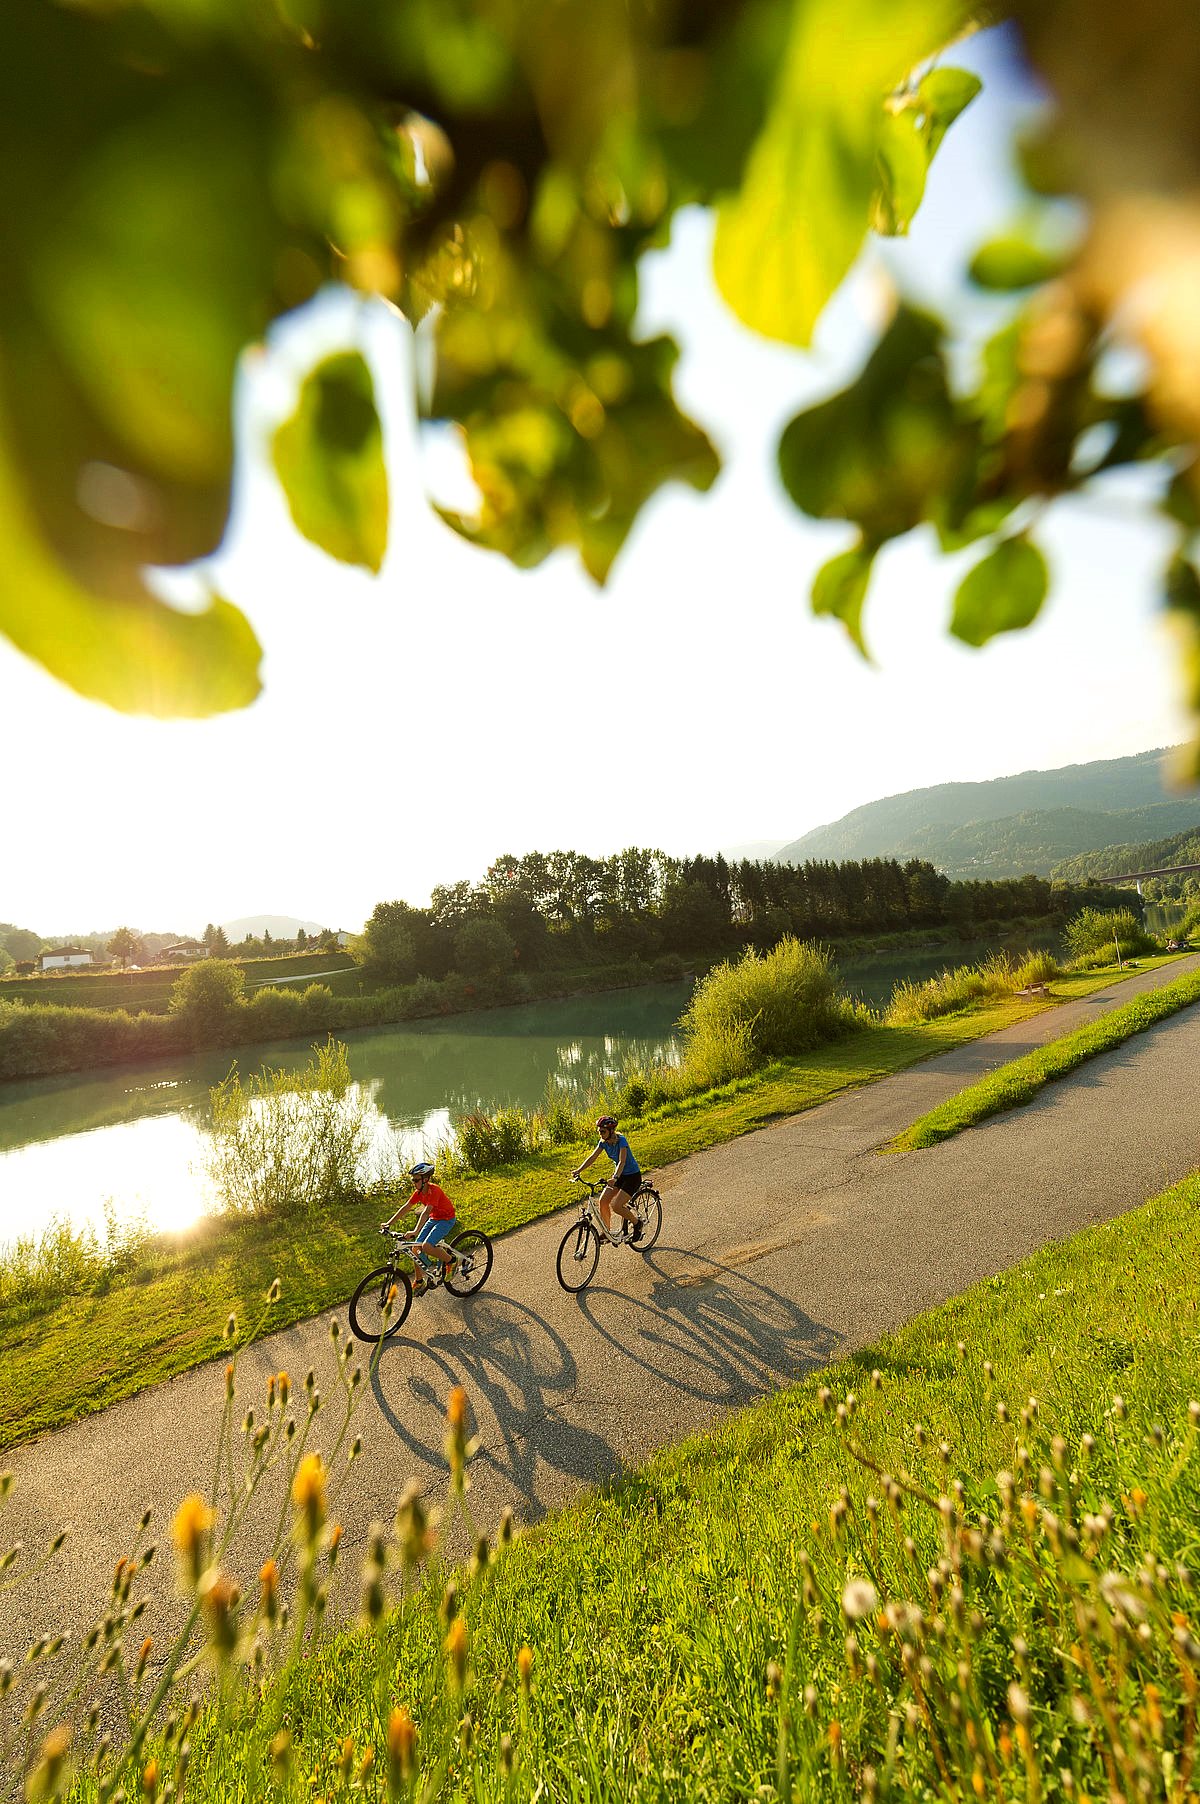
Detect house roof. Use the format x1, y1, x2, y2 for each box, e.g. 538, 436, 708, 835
41, 946, 91, 959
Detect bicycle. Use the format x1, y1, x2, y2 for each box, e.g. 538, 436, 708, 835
349, 1223, 494, 1340
555, 1173, 662, 1293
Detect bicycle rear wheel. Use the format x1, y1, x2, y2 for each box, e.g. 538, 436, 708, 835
632, 1186, 662, 1252
349, 1265, 412, 1340
556, 1220, 601, 1292
444, 1229, 493, 1297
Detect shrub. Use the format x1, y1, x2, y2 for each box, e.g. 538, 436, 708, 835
1065, 906, 1153, 963
1013, 948, 1061, 988
541, 1087, 580, 1147
244, 985, 306, 1039
885, 953, 1024, 1024
205, 1040, 371, 1217
169, 958, 246, 1042
678, 937, 857, 1078
651, 952, 686, 982
492, 1107, 532, 1164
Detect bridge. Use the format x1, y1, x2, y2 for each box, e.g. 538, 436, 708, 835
1092, 862, 1200, 896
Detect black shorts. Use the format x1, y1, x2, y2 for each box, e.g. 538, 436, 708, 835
610, 1171, 642, 1198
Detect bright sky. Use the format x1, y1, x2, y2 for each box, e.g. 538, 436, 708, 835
0, 27, 1190, 938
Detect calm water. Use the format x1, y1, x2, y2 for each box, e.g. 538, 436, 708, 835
834, 926, 1065, 1011
0, 986, 688, 1249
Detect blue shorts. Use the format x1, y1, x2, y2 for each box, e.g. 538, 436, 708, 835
414, 1217, 455, 1264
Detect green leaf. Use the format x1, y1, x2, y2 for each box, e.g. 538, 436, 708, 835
874, 68, 981, 236
811, 543, 876, 655
969, 235, 1071, 290
272, 354, 389, 573
778, 305, 971, 543
950, 536, 1048, 647
916, 67, 983, 157
0, 423, 261, 717
713, 0, 970, 343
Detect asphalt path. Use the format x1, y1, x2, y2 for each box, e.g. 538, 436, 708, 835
5, 954, 1200, 1673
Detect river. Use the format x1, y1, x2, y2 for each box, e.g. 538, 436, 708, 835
0, 986, 689, 1249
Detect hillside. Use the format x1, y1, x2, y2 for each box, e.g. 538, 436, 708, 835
1054, 823, 1200, 888
775, 747, 1200, 878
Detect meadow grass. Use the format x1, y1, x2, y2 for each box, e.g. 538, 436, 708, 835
13, 1169, 1200, 1802
888, 966, 1200, 1151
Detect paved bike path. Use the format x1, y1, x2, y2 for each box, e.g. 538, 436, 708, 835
5, 954, 1200, 1663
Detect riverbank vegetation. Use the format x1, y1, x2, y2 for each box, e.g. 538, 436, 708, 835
8, 1169, 1200, 1802
889, 966, 1200, 1152
0, 847, 1137, 1083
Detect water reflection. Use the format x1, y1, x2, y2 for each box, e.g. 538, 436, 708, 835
0, 986, 689, 1249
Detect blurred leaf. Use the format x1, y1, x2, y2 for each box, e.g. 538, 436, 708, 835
811, 542, 875, 655
713, 0, 969, 343
950, 535, 1048, 647
874, 67, 981, 236
0, 422, 261, 717
969, 234, 1072, 290
273, 353, 388, 572
778, 305, 971, 542
1165, 464, 1200, 530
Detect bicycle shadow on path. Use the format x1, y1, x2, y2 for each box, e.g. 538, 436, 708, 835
365, 1244, 837, 1528
368, 1290, 618, 1512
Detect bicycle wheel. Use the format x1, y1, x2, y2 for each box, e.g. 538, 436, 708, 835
444, 1229, 493, 1297
632, 1186, 662, 1252
349, 1265, 412, 1340
556, 1220, 601, 1292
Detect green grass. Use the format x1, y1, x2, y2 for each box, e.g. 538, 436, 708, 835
889, 965, 1200, 1151
29, 1167, 1200, 1801
0, 999, 1041, 1451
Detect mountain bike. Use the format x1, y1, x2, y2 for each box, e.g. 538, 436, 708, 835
555, 1174, 662, 1293
349, 1223, 494, 1340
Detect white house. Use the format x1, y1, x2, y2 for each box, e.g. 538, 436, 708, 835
162, 939, 208, 963
39, 946, 95, 971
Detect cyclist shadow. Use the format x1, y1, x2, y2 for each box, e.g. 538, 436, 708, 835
368, 1289, 623, 1510
574, 1243, 838, 1407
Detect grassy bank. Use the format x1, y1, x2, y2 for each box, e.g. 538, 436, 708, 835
0, 999, 1041, 1450
20, 1168, 1200, 1801
889, 965, 1200, 1151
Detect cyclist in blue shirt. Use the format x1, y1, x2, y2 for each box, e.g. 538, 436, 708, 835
572, 1115, 643, 1245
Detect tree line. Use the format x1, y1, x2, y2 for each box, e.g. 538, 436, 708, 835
351, 850, 1133, 984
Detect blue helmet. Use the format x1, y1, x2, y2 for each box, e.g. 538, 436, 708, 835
409, 1161, 436, 1180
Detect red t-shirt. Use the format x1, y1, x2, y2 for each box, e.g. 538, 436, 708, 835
411, 1183, 455, 1221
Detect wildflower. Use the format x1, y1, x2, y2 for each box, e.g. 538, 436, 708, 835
259, 1560, 279, 1623
170, 1495, 215, 1586
445, 1615, 468, 1691
517, 1645, 533, 1695
270, 1730, 291, 1778
327, 1522, 344, 1566
200, 1570, 241, 1658
1007, 1683, 1030, 1726
871, 1369, 882, 1389
395, 1483, 432, 1568
1100, 1571, 1146, 1620
291, 1453, 327, 1542
142, 1756, 160, 1798
446, 1387, 471, 1491
1112, 1395, 1127, 1421
1124, 1487, 1149, 1519
842, 1579, 878, 1621
499, 1733, 514, 1776
1145, 1683, 1163, 1740
27, 1724, 72, 1801
134, 1637, 152, 1683
1190, 1400, 1200, 1427
765, 1660, 783, 1702
224, 1314, 236, 1342
387, 1706, 417, 1795
460, 1714, 474, 1753
828, 1720, 843, 1767
277, 1372, 290, 1406
338, 1737, 356, 1778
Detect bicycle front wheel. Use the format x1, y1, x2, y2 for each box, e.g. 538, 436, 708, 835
349, 1265, 412, 1340
445, 1229, 493, 1297
556, 1220, 601, 1292
632, 1186, 662, 1252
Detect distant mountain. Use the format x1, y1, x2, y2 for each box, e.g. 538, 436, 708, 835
719, 839, 788, 862
774, 748, 1200, 880
1054, 823, 1200, 885
221, 915, 328, 940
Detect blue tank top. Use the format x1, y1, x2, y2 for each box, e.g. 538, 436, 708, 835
599, 1133, 639, 1175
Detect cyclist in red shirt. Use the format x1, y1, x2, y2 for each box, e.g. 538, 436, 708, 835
383, 1161, 458, 1293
